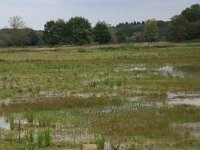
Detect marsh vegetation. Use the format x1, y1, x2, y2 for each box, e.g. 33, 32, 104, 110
0, 43, 200, 149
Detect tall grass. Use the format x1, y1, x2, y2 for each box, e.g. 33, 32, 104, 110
45, 128, 51, 146
37, 130, 44, 147
96, 137, 106, 150
25, 110, 34, 123
29, 129, 34, 143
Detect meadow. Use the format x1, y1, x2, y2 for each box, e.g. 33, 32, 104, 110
0, 42, 200, 149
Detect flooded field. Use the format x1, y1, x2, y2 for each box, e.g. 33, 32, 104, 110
0, 43, 200, 149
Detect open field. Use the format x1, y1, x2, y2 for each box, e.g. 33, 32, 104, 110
0, 43, 200, 149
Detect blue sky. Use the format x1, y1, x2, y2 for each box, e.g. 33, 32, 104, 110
0, 0, 199, 30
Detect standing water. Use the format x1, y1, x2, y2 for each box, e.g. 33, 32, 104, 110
0, 117, 10, 130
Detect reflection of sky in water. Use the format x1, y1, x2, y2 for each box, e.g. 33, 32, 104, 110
156, 65, 185, 78
115, 64, 186, 78
168, 98, 200, 106
0, 117, 10, 130
168, 93, 200, 106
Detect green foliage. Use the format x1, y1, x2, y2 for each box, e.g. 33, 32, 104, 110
157, 20, 169, 40
132, 32, 144, 42
0, 4, 199, 47
44, 128, 51, 146
96, 137, 106, 150
29, 129, 34, 143
181, 4, 200, 22
44, 20, 60, 45
116, 31, 126, 43
67, 17, 93, 45
37, 130, 44, 147
93, 22, 111, 44
116, 22, 144, 37
25, 110, 34, 123
167, 4, 200, 42
44, 19, 67, 45
144, 19, 160, 42
44, 17, 93, 46
166, 15, 189, 42
0, 28, 42, 46
187, 20, 200, 39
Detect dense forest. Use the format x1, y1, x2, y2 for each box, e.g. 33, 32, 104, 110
0, 4, 199, 46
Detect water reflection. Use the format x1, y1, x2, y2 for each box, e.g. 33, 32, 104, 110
0, 117, 10, 130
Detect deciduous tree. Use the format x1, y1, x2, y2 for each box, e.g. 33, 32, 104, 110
93, 22, 111, 44
8, 16, 25, 30
166, 15, 189, 42
66, 17, 92, 45
144, 19, 160, 42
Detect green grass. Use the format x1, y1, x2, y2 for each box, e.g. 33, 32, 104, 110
0, 43, 200, 149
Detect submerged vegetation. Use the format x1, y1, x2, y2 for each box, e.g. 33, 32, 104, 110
0, 43, 200, 149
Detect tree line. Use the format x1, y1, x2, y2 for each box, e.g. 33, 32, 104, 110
0, 4, 199, 46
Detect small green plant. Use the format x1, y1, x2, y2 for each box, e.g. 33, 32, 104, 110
45, 128, 51, 146
96, 137, 106, 150
25, 110, 34, 123
37, 130, 44, 147
29, 129, 34, 143
116, 79, 122, 86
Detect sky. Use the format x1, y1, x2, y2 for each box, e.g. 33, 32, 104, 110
0, 0, 199, 30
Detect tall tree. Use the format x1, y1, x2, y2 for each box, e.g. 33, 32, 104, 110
8, 16, 25, 29
166, 15, 189, 42
144, 19, 160, 42
8, 16, 26, 45
54, 19, 68, 44
93, 22, 111, 44
132, 32, 144, 42
44, 20, 59, 45
187, 20, 200, 40
181, 4, 200, 22
157, 20, 169, 40
66, 17, 92, 45
116, 22, 144, 37
116, 31, 126, 43
44, 19, 68, 45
